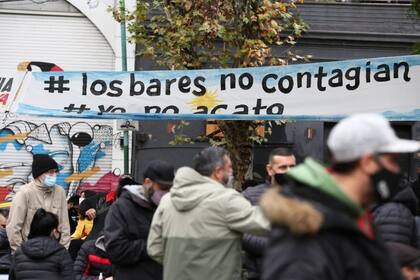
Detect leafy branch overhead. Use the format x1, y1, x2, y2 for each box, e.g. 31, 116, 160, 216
115, 0, 308, 189
118, 0, 308, 69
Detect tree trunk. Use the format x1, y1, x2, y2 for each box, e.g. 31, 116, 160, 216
216, 120, 255, 191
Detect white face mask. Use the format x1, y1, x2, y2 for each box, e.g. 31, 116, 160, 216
224, 174, 235, 188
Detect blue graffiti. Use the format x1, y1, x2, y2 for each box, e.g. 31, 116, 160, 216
95, 151, 106, 161
0, 130, 24, 152
31, 144, 50, 155
31, 145, 69, 162
77, 142, 103, 173
56, 171, 72, 190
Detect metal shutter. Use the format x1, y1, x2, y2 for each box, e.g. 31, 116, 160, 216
0, 11, 115, 72
0, 115, 116, 200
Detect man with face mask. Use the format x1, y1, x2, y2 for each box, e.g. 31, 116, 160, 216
372, 180, 420, 249
147, 147, 272, 280
241, 147, 296, 280
261, 113, 420, 280
243, 147, 296, 204
104, 159, 174, 280
6, 154, 71, 252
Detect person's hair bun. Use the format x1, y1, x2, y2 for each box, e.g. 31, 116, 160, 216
28, 208, 59, 239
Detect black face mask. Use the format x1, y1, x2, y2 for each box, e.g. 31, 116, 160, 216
274, 173, 288, 186
371, 157, 404, 202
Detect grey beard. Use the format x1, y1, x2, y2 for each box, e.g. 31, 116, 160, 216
224, 175, 235, 189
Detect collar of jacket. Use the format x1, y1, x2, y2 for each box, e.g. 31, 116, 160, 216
357, 209, 375, 240
95, 235, 106, 252
32, 180, 54, 193
123, 185, 154, 209
287, 158, 363, 217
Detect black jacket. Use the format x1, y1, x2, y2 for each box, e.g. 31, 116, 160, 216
80, 193, 114, 242
261, 159, 404, 280
242, 182, 270, 280
104, 185, 162, 280
73, 236, 112, 280
372, 187, 420, 248
243, 181, 270, 205
415, 216, 420, 244
9, 236, 74, 280
0, 228, 11, 273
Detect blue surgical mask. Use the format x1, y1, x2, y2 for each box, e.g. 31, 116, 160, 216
42, 175, 57, 188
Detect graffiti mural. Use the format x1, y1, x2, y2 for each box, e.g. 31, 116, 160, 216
0, 119, 117, 201
0, 61, 119, 201
17, 61, 63, 72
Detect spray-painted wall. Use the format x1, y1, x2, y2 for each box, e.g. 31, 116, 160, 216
0, 117, 119, 201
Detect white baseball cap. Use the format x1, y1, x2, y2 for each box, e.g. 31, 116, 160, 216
327, 113, 420, 162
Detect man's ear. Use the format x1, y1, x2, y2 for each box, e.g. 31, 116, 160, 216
359, 154, 378, 175
212, 167, 223, 182
51, 228, 59, 237
143, 178, 156, 194
266, 164, 273, 176
143, 178, 152, 186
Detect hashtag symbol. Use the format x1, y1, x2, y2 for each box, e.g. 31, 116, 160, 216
63, 104, 91, 114
44, 76, 70, 93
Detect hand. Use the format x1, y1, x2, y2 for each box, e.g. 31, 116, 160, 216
85, 208, 96, 220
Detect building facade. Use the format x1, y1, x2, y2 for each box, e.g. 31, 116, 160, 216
0, 0, 135, 199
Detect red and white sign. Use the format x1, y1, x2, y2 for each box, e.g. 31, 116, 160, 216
0, 72, 26, 113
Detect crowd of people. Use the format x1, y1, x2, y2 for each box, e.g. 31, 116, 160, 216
1, 113, 420, 280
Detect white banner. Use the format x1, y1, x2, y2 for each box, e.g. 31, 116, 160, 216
11, 55, 420, 120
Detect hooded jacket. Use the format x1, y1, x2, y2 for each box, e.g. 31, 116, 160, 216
9, 236, 74, 280
6, 181, 71, 252
261, 158, 404, 280
73, 235, 112, 280
104, 185, 162, 280
147, 167, 270, 280
372, 187, 420, 248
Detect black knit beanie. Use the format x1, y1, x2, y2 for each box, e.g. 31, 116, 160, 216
32, 154, 59, 179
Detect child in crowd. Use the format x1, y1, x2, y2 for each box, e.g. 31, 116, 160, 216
73, 232, 112, 280
9, 208, 73, 279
